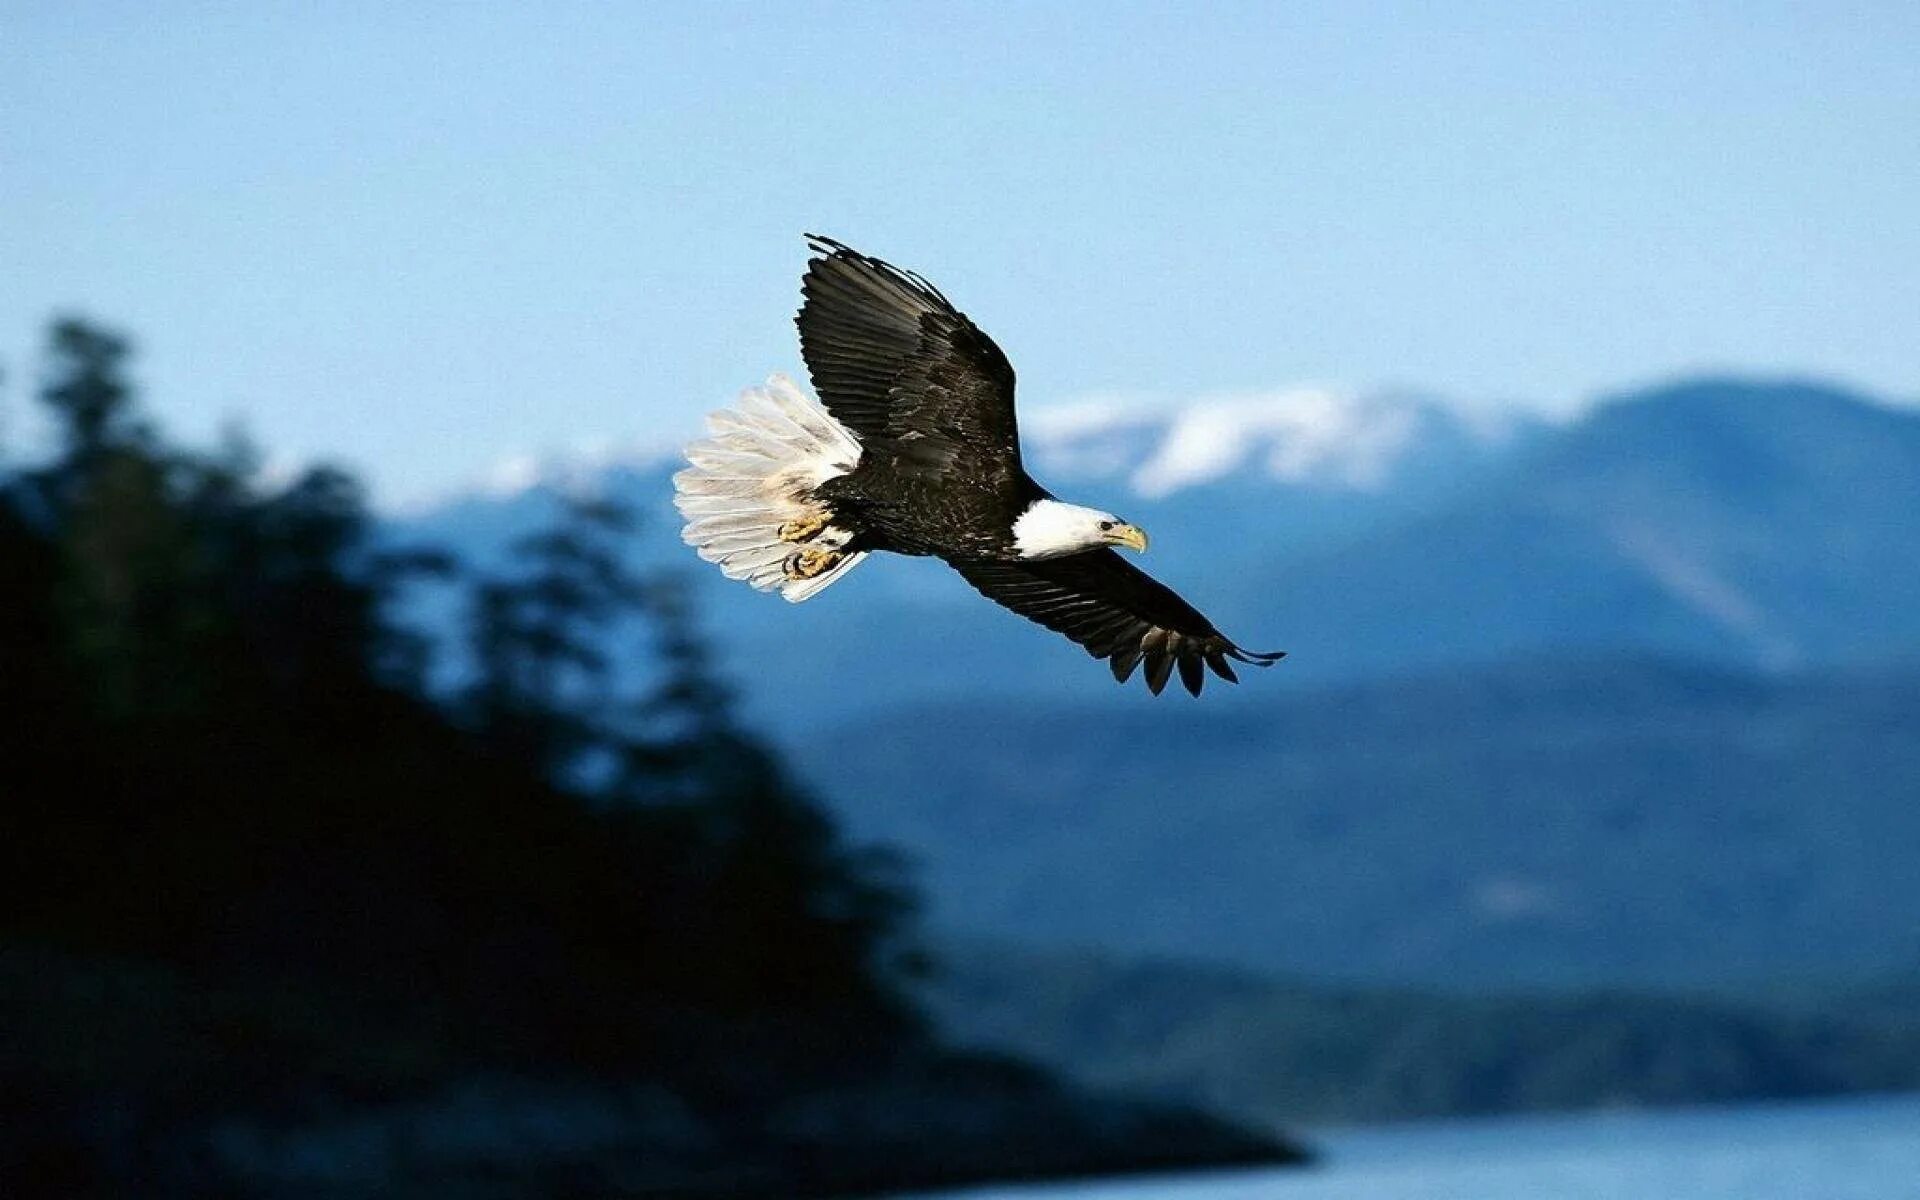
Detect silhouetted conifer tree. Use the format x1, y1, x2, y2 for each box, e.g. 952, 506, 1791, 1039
465, 495, 646, 780
33, 319, 149, 504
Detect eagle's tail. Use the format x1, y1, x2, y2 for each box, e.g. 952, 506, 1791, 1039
673, 374, 869, 602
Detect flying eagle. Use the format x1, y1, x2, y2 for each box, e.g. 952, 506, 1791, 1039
673, 236, 1284, 696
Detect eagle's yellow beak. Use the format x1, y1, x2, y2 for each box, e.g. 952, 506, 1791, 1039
1110, 523, 1149, 553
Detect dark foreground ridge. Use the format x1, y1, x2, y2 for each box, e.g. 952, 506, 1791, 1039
3, 947, 1299, 1199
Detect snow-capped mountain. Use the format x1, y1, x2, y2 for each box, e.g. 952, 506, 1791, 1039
1022, 387, 1541, 498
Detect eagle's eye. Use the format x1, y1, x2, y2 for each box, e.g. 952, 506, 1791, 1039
1099, 520, 1115, 531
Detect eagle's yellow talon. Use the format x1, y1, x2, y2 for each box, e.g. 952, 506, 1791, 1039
783, 546, 843, 580
778, 514, 829, 543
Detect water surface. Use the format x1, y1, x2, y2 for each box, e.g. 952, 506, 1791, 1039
903, 1093, 1920, 1200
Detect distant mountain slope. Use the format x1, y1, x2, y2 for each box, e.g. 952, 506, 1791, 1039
802, 657, 1920, 989
1250, 379, 1920, 680
921, 940, 1920, 1127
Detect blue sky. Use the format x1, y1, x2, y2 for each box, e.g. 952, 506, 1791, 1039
4, 2, 1917, 505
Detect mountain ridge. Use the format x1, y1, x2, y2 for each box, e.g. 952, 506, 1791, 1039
1242, 376, 1920, 680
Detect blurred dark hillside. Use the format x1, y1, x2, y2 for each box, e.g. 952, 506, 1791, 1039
922, 940, 1920, 1129
0, 321, 1297, 1197
808, 657, 1920, 989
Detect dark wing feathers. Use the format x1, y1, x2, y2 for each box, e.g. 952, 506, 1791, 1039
798, 237, 1286, 697
952, 551, 1285, 697
797, 235, 1020, 477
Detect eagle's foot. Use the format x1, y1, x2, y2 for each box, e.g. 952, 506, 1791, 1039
783, 546, 843, 581
778, 513, 830, 543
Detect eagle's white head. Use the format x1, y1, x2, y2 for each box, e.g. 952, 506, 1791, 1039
1011, 499, 1150, 560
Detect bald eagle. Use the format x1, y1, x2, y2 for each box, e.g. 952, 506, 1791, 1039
673, 236, 1284, 696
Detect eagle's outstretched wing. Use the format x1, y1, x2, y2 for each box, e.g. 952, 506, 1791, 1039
797, 235, 1021, 479
951, 551, 1285, 696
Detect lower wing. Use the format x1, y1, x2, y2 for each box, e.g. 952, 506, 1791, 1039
949, 550, 1284, 696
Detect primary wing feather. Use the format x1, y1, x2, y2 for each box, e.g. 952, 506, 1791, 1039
951, 551, 1284, 696
797, 235, 1020, 478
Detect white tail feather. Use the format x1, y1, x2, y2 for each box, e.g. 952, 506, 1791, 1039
673, 374, 869, 602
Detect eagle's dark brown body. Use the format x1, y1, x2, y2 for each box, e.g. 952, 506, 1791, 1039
814, 462, 1042, 561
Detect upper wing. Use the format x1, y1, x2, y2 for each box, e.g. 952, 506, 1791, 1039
797, 235, 1020, 478
951, 551, 1285, 697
